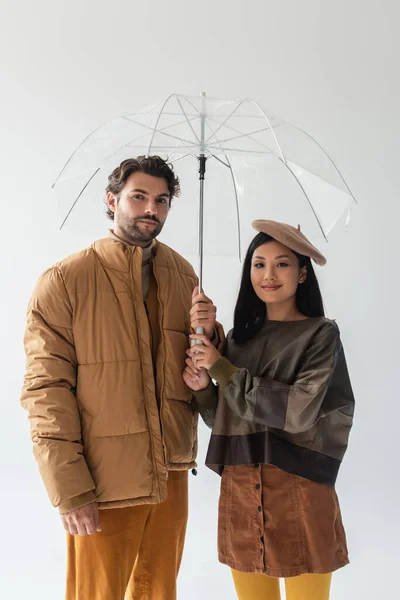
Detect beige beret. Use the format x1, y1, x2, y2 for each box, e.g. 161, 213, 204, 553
252, 220, 326, 266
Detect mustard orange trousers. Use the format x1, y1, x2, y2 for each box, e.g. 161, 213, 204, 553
65, 471, 188, 600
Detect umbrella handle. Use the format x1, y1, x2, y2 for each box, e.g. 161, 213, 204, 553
190, 326, 204, 350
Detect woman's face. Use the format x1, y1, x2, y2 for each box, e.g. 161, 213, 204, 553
250, 241, 307, 306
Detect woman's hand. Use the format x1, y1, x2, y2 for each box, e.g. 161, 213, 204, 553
187, 334, 222, 371
183, 356, 210, 392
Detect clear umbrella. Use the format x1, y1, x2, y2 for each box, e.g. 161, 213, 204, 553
53, 93, 356, 292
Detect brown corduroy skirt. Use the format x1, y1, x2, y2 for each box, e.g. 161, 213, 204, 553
217, 464, 349, 578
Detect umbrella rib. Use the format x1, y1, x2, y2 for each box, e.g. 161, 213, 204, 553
205, 126, 276, 152
291, 125, 357, 203
204, 100, 244, 145
250, 99, 286, 163
165, 117, 204, 155
57, 134, 196, 229
205, 116, 243, 262
52, 119, 115, 188
210, 155, 230, 168
204, 116, 285, 154
57, 129, 195, 225
142, 110, 200, 117
178, 95, 243, 119
207, 113, 279, 119
123, 114, 201, 136
185, 98, 238, 119
178, 96, 201, 116
208, 129, 354, 202
219, 155, 242, 262
147, 93, 178, 155
109, 116, 202, 162
143, 129, 201, 147
285, 160, 354, 196
98, 128, 197, 175
204, 146, 273, 155
167, 119, 203, 154
167, 153, 196, 163
124, 144, 271, 155
123, 145, 207, 151
279, 159, 328, 241
184, 95, 236, 119
122, 116, 155, 131
206, 112, 284, 132
204, 114, 285, 152
176, 97, 201, 144
59, 168, 101, 230
53, 105, 197, 187
53, 110, 188, 187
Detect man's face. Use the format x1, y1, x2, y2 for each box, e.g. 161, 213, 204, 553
107, 172, 171, 245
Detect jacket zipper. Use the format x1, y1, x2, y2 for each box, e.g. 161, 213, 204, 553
151, 264, 170, 478
143, 297, 169, 482
129, 249, 164, 497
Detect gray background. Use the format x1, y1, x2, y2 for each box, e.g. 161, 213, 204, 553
1, 0, 398, 597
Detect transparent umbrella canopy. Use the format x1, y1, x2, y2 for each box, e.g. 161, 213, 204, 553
53, 93, 356, 291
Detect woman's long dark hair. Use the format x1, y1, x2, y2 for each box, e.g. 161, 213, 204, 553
232, 232, 325, 344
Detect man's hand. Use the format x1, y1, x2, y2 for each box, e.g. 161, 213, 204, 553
61, 502, 102, 536
190, 287, 217, 339
183, 356, 211, 392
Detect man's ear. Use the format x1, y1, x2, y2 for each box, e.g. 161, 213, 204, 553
107, 192, 118, 214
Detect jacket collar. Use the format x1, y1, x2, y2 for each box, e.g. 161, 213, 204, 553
93, 237, 160, 273
108, 229, 154, 266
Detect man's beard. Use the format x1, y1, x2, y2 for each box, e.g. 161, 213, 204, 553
116, 213, 164, 245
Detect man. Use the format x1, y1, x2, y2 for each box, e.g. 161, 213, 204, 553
21, 156, 222, 599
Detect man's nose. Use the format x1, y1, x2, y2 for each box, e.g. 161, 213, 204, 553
144, 200, 158, 217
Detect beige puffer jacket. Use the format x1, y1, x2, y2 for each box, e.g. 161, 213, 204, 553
22, 238, 217, 513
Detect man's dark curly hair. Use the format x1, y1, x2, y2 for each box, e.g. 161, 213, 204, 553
106, 155, 181, 220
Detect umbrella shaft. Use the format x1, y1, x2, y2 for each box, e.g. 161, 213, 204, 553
198, 154, 207, 293
198, 176, 204, 293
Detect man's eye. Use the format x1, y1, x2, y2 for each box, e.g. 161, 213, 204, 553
133, 194, 144, 200
157, 198, 168, 204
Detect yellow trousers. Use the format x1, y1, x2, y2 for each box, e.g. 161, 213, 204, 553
65, 471, 188, 600
232, 569, 332, 600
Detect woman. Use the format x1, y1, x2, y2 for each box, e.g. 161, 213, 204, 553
184, 220, 354, 600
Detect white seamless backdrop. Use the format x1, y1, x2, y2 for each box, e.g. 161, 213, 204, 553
0, 1, 399, 598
